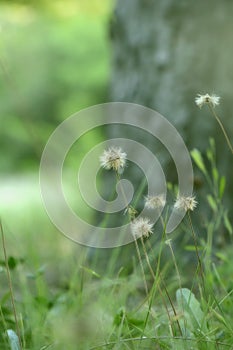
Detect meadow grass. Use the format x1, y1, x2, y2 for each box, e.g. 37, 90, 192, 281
0, 133, 233, 350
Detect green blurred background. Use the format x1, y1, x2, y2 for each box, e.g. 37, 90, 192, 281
0, 0, 232, 253
0, 0, 111, 173
0, 0, 112, 242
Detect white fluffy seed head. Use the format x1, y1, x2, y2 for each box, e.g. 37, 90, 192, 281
174, 195, 197, 212
99, 147, 127, 172
195, 93, 220, 108
144, 194, 166, 209
131, 217, 153, 239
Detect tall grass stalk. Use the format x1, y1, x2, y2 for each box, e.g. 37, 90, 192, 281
133, 237, 148, 295
187, 212, 206, 298
140, 238, 176, 336
140, 237, 183, 337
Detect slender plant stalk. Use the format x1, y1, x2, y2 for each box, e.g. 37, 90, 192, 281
208, 105, 233, 155
0, 221, 23, 350
165, 239, 182, 292
146, 218, 183, 335
134, 238, 148, 295
161, 217, 190, 340
165, 239, 190, 341
115, 172, 148, 294
159, 272, 184, 337
141, 237, 183, 337
116, 172, 130, 213
140, 239, 176, 338
187, 212, 206, 297
140, 238, 155, 279
112, 167, 182, 335
160, 216, 183, 291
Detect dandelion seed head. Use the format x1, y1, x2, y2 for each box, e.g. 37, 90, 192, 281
99, 147, 127, 172
174, 195, 197, 212
195, 93, 220, 108
131, 217, 153, 239
145, 194, 166, 209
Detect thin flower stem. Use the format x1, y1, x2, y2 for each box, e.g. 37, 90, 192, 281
187, 212, 206, 295
141, 238, 183, 337
116, 172, 130, 213
165, 239, 191, 341
115, 172, 148, 295
0, 221, 23, 350
158, 219, 183, 336
159, 272, 183, 337
141, 240, 177, 336
140, 239, 176, 337
134, 238, 148, 295
140, 238, 155, 279
208, 105, 233, 155
160, 216, 182, 291
117, 169, 177, 333
161, 217, 190, 340
166, 239, 182, 291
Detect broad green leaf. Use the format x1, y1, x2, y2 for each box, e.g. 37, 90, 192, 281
191, 149, 207, 175
6, 330, 20, 350
176, 288, 208, 335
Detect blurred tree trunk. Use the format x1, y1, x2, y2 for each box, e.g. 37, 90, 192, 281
109, 0, 233, 218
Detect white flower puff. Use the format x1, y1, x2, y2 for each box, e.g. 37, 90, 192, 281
195, 93, 220, 108
145, 194, 166, 209
99, 147, 127, 172
131, 217, 154, 239
174, 196, 197, 212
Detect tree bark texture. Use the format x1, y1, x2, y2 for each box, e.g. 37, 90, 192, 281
109, 0, 233, 214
